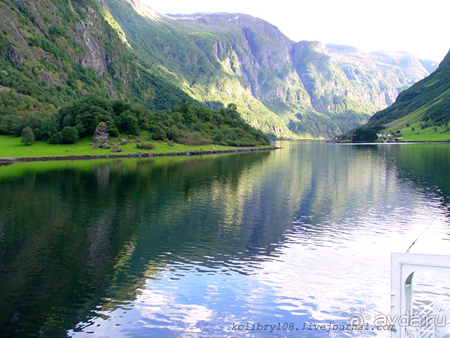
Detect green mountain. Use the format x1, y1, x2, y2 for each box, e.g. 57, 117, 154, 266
364, 49, 450, 136
101, 1, 434, 138
0, 0, 437, 140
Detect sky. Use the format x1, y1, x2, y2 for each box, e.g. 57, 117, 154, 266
142, 0, 450, 62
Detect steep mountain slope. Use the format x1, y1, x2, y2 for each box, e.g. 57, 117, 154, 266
98, 1, 296, 138
0, 0, 193, 118
365, 49, 450, 131
100, 0, 433, 138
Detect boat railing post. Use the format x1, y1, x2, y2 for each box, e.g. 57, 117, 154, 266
391, 253, 450, 338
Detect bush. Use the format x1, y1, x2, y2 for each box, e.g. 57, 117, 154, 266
177, 138, 212, 146
226, 138, 258, 147
48, 131, 63, 144
136, 142, 155, 150
176, 130, 211, 145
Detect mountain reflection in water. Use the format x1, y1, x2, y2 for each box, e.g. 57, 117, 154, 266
0, 141, 449, 337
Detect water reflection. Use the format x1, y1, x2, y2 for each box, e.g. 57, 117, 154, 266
0, 142, 449, 337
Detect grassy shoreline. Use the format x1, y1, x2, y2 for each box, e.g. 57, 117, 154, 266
0, 135, 277, 162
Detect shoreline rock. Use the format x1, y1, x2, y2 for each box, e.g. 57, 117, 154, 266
93, 122, 110, 144
0, 146, 281, 164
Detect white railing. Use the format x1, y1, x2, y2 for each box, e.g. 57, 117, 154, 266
391, 253, 450, 338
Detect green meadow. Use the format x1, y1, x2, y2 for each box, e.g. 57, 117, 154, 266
381, 121, 450, 141
0, 134, 237, 159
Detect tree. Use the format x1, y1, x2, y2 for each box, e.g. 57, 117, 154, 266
21, 127, 34, 145
151, 125, 167, 141
116, 111, 140, 135
225, 129, 238, 141
39, 117, 58, 141
167, 125, 180, 140
226, 103, 240, 119
62, 114, 74, 127
214, 130, 224, 143
61, 126, 79, 144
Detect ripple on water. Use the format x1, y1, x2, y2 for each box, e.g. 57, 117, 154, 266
3, 143, 450, 338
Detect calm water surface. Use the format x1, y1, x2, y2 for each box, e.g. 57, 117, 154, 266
0, 141, 449, 337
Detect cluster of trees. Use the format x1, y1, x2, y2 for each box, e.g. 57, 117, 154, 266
147, 100, 270, 146
1, 95, 270, 147
351, 127, 378, 142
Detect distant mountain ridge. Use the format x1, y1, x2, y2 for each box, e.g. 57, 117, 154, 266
110, 4, 434, 138
418, 59, 439, 74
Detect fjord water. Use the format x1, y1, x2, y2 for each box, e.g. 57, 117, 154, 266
0, 141, 449, 337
